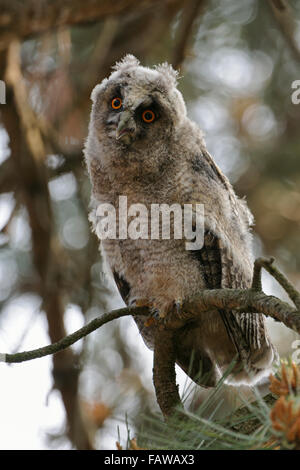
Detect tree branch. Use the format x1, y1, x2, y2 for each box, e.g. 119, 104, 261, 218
0, 306, 148, 363
254, 257, 300, 310
1, 262, 299, 364
0, 0, 183, 51
1, 258, 299, 420
153, 328, 182, 418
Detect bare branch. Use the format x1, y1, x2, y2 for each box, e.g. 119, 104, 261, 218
0, 306, 148, 363
1, 259, 300, 365
254, 257, 300, 311
1, 258, 299, 421
153, 328, 182, 418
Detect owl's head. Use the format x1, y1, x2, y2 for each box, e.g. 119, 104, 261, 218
89, 55, 187, 149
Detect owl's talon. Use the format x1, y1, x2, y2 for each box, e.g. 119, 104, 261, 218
144, 317, 157, 327
159, 299, 187, 329
129, 298, 151, 310
144, 308, 160, 327
174, 298, 183, 315
150, 308, 161, 320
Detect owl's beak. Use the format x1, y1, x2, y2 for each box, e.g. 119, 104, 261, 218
116, 111, 135, 143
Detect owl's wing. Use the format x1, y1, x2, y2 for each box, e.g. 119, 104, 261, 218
113, 270, 130, 304
113, 269, 157, 350
191, 230, 262, 369
112, 147, 274, 386
179, 147, 275, 384
189, 148, 268, 355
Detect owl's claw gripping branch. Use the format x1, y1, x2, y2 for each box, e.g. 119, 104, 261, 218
174, 298, 183, 315
144, 316, 158, 328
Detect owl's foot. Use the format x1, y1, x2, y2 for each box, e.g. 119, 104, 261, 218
145, 308, 160, 327
129, 297, 153, 311
129, 298, 156, 326
167, 298, 186, 320
130, 299, 161, 327
134, 298, 151, 308
144, 316, 157, 327
137, 298, 187, 329
153, 298, 184, 319
156, 298, 188, 329
174, 298, 183, 316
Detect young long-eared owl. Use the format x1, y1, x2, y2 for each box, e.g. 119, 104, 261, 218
84, 55, 276, 387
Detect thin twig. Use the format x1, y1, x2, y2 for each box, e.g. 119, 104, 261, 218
255, 257, 300, 310
252, 257, 265, 291
0, 306, 148, 363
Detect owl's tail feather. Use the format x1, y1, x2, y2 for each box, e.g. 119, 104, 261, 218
175, 339, 277, 388
217, 308, 278, 386
134, 312, 277, 388
173, 313, 277, 388
222, 339, 278, 387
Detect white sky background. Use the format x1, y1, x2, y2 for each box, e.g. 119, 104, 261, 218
0, 35, 299, 449
0, 312, 68, 450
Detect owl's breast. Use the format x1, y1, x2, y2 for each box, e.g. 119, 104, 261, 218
102, 234, 206, 315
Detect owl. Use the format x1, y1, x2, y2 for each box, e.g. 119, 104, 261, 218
84, 54, 276, 387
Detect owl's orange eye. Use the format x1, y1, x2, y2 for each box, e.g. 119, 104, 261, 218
111, 97, 122, 110
142, 110, 155, 123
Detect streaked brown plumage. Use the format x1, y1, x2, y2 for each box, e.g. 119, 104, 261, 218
84, 55, 276, 387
